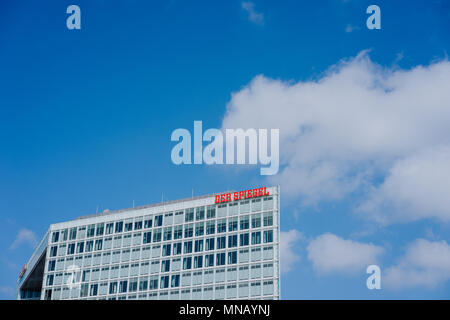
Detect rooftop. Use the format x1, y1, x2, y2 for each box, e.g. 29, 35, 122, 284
74, 190, 236, 221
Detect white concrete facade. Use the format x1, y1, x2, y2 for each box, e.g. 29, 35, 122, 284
18, 186, 280, 300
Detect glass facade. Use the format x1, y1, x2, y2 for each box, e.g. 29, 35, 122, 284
19, 186, 280, 300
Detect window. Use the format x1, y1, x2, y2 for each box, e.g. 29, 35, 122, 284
134, 220, 142, 230
175, 210, 183, 220
69, 227, 77, 240
194, 256, 203, 268
240, 216, 249, 230
240, 233, 249, 246
132, 233, 141, 246
59, 244, 66, 256
125, 222, 133, 232
52, 231, 59, 243
154, 215, 163, 227
77, 242, 84, 253
106, 223, 114, 235
240, 200, 250, 213
87, 224, 95, 237
139, 278, 148, 291
263, 196, 274, 210
96, 223, 104, 236
206, 221, 215, 235
129, 278, 138, 292
86, 240, 94, 252
160, 276, 169, 289
205, 254, 214, 267
228, 218, 238, 232
229, 202, 238, 215
217, 219, 226, 233
50, 246, 57, 257
263, 280, 273, 295
196, 207, 205, 220
95, 239, 103, 251
194, 240, 203, 252
109, 282, 118, 294
263, 262, 274, 277
164, 227, 172, 241
144, 218, 153, 229
218, 204, 227, 216
184, 224, 193, 238
174, 225, 182, 239
48, 260, 56, 271
164, 212, 173, 224
216, 253, 226, 266
228, 251, 237, 264
151, 261, 160, 274
46, 274, 54, 286
90, 284, 98, 296
143, 231, 152, 244
185, 208, 194, 222
153, 229, 162, 242
149, 276, 158, 289
184, 241, 193, 254
82, 269, 90, 282
263, 212, 273, 226
217, 236, 226, 249
115, 221, 123, 233
162, 244, 171, 257
195, 223, 204, 236
263, 230, 273, 243
183, 257, 192, 270
252, 198, 262, 212
252, 232, 261, 245
79, 283, 88, 297
67, 243, 75, 255
171, 274, 180, 287
206, 205, 215, 219
61, 229, 68, 241
173, 242, 182, 255
228, 235, 237, 248
250, 281, 261, 296
77, 226, 86, 239
120, 264, 129, 277
119, 280, 127, 293
102, 237, 112, 250
252, 214, 261, 228
206, 238, 215, 251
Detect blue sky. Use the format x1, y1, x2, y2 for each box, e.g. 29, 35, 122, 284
1, 0, 450, 299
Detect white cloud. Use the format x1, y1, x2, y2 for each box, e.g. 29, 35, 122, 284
221, 51, 450, 223
306, 233, 384, 274
384, 239, 450, 289
280, 229, 302, 273
359, 146, 450, 224
10, 228, 38, 250
242, 2, 264, 25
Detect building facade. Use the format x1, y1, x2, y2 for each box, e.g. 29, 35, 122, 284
17, 186, 280, 300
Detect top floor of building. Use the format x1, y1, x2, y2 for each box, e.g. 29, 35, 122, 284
47, 186, 279, 244
18, 186, 280, 291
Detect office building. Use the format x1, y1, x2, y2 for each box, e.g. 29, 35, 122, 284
17, 186, 280, 300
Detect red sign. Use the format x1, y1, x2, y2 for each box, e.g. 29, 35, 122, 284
215, 187, 270, 204
19, 264, 27, 278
